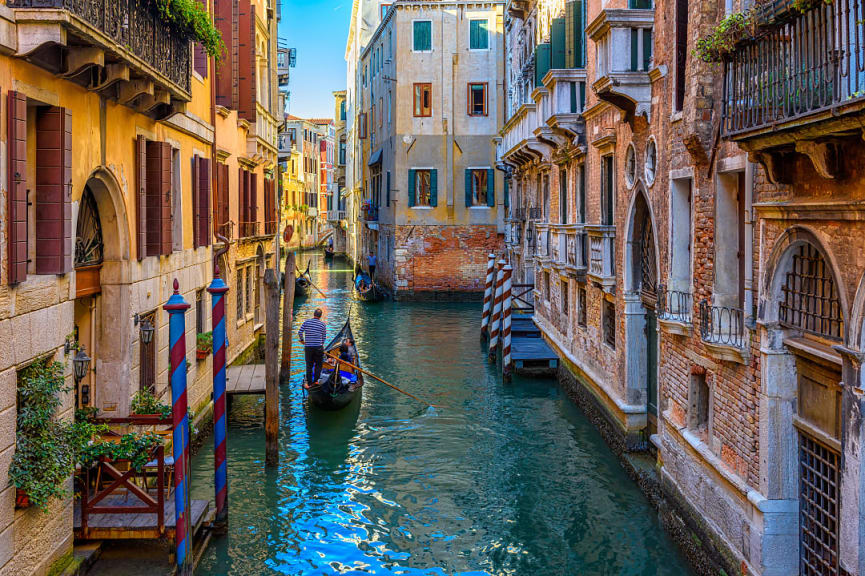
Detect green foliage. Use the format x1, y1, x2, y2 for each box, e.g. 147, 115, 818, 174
8, 359, 73, 511
130, 389, 172, 418
197, 331, 213, 353
77, 431, 163, 471
152, 0, 225, 62
694, 10, 753, 63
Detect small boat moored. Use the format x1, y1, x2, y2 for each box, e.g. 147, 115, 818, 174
304, 318, 363, 410
295, 262, 311, 297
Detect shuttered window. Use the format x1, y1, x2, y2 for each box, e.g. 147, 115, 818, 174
264, 178, 276, 235
551, 18, 566, 69
565, 0, 585, 69
469, 19, 488, 50
145, 141, 172, 256
136, 136, 147, 260
34, 106, 72, 275
408, 169, 436, 207
675, 0, 688, 111
535, 43, 551, 87
237, 0, 257, 122
413, 21, 432, 51
467, 83, 487, 116
214, 0, 235, 108
214, 162, 230, 239
192, 155, 212, 248
7, 91, 28, 284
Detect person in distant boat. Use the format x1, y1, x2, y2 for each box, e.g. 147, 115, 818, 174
367, 251, 376, 280
338, 340, 354, 365
355, 274, 367, 292
328, 237, 334, 250
298, 308, 327, 385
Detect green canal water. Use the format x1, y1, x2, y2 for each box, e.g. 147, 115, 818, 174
190, 253, 694, 576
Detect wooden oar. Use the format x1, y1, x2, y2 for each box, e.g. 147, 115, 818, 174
325, 351, 440, 408
296, 265, 327, 298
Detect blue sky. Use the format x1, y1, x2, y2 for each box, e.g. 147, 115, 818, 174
279, 0, 350, 119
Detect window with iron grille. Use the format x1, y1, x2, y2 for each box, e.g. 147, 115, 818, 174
139, 311, 156, 393
780, 244, 844, 341
799, 433, 840, 576
195, 289, 204, 335
245, 266, 252, 317
603, 299, 616, 348
561, 280, 569, 315
578, 285, 587, 327
236, 269, 244, 320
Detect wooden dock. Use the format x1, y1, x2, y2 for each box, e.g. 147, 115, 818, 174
226, 364, 266, 395
509, 314, 559, 374
74, 491, 210, 540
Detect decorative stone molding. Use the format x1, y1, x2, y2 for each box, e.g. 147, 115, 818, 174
794, 140, 839, 179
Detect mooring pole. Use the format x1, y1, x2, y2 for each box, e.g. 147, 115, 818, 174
163, 279, 192, 576
264, 268, 280, 467
488, 259, 505, 361
280, 227, 297, 385
207, 266, 229, 529
501, 265, 513, 381
480, 253, 496, 339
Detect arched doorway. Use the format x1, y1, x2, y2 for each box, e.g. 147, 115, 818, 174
625, 189, 659, 436
73, 169, 131, 414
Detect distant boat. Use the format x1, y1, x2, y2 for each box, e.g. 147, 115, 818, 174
304, 318, 363, 410
324, 246, 335, 259
295, 262, 311, 297
353, 273, 379, 302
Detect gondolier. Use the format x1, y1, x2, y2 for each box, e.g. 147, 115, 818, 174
367, 251, 376, 279
298, 308, 327, 387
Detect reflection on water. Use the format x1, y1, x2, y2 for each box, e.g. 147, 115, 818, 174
190, 253, 693, 576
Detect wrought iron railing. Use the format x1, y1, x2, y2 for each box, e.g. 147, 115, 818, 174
361, 205, 379, 222
657, 284, 692, 323
9, 0, 192, 94
239, 221, 260, 238
512, 283, 535, 313
264, 220, 277, 235
528, 207, 543, 220
699, 299, 746, 348
328, 210, 346, 221
722, 0, 865, 136
512, 207, 526, 221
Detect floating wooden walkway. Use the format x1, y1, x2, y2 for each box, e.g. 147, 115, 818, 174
226, 364, 266, 395
73, 491, 210, 540
510, 313, 558, 374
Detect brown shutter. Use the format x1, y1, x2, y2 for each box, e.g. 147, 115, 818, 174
145, 141, 171, 256
198, 157, 211, 246
192, 155, 200, 248
7, 91, 28, 284
222, 163, 230, 234
136, 135, 147, 260
250, 172, 258, 230
237, 0, 256, 122
239, 168, 246, 233
34, 106, 72, 275
214, 0, 236, 108
214, 161, 222, 237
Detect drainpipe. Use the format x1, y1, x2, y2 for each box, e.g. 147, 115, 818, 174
744, 160, 756, 327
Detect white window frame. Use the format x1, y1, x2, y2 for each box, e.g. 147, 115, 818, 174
468, 18, 490, 51
412, 19, 433, 53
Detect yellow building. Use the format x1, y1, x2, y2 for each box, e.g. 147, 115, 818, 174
0, 0, 278, 571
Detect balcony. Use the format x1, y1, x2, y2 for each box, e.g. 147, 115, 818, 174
10, 0, 192, 119
239, 221, 261, 238
565, 225, 588, 277
534, 223, 550, 263
721, 0, 865, 181
657, 284, 692, 335
586, 9, 654, 121
536, 69, 587, 147
699, 300, 748, 363
498, 103, 553, 169
277, 43, 295, 88
328, 209, 346, 222
361, 205, 379, 222
586, 224, 616, 290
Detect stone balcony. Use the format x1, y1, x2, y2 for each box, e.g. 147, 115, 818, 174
548, 223, 588, 280
586, 8, 654, 122
10, 0, 193, 119
534, 69, 587, 149
586, 224, 616, 290
721, 0, 865, 182
498, 102, 553, 168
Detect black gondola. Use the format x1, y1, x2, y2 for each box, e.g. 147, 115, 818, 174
353, 273, 379, 302
304, 318, 363, 410
295, 262, 311, 297
324, 247, 335, 259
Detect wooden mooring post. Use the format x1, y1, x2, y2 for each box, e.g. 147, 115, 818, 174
488, 259, 505, 361
280, 250, 297, 385
264, 268, 280, 467
480, 253, 495, 339
501, 265, 513, 380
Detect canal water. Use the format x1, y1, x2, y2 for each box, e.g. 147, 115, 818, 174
190, 252, 694, 576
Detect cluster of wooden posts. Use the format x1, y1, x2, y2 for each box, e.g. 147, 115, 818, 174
480, 253, 514, 380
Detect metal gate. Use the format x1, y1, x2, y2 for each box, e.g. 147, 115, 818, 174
799, 432, 840, 576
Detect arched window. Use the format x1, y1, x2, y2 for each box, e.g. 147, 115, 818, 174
778, 243, 843, 341
75, 187, 103, 268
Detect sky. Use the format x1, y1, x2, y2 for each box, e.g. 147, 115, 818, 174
279, 0, 351, 119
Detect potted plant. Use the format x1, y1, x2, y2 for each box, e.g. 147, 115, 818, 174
8, 359, 74, 511
130, 389, 172, 419
196, 332, 213, 360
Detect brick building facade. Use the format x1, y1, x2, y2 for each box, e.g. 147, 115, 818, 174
499, 0, 865, 573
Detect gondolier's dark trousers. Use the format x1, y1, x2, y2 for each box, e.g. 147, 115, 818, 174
305, 345, 324, 386
369, 265, 376, 278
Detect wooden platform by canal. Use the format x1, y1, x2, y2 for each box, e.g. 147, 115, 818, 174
509, 314, 558, 375
226, 364, 266, 395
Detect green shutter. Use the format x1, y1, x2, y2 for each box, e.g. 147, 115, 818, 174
408, 169, 416, 207
414, 21, 431, 51
551, 18, 566, 69
570, 82, 577, 113
465, 169, 473, 206
470, 19, 489, 50
535, 43, 551, 87
579, 81, 586, 111
430, 169, 438, 206
630, 29, 639, 71
575, 0, 584, 68
643, 28, 653, 71
487, 168, 495, 207
479, 20, 489, 49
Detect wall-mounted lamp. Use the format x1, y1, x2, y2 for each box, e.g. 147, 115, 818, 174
134, 313, 156, 345
73, 346, 92, 406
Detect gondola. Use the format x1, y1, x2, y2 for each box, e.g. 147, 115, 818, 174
324, 246, 335, 259
295, 262, 311, 297
353, 273, 379, 302
304, 318, 363, 410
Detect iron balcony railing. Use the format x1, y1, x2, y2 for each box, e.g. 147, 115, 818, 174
361, 205, 379, 222
328, 210, 346, 221
239, 221, 260, 238
264, 220, 277, 236
699, 300, 746, 348
528, 207, 543, 220
722, 0, 865, 137
512, 207, 526, 221
9, 0, 192, 95
657, 284, 692, 324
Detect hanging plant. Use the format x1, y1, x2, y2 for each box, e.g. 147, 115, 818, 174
197, 332, 213, 359
152, 0, 225, 62
694, 10, 754, 63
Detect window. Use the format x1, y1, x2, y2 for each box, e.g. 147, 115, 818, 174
414, 83, 432, 117
358, 113, 368, 138
172, 149, 183, 252
244, 265, 252, 317
559, 168, 568, 223
601, 155, 614, 226
714, 171, 746, 312
688, 371, 710, 433
469, 19, 489, 50
577, 164, 586, 223
675, 0, 688, 111
379, 97, 383, 127
340, 100, 346, 121
466, 168, 492, 206
603, 299, 616, 348
670, 177, 692, 299
409, 169, 435, 207
195, 289, 205, 335
625, 144, 636, 188
413, 20, 432, 52
645, 138, 657, 185
381, 3, 391, 20
561, 280, 569, 315
468, 83, 488, 116
578, 285, 587, 327
139, 311, 157, 393
543, 271, 551, 302
629, 28, 653, 72
236, 268, 244, 320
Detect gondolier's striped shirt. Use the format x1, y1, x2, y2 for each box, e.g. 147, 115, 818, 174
298, 318, 327, 348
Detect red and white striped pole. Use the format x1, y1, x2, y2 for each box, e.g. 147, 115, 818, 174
502, 265, 513, 380
480, 253, 496, 339
488, 259, 505, 361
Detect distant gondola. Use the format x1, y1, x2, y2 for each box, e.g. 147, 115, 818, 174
304, 318, 363, 410
353, 273, 379, 302
324, 246, 335, 259
295, 262, 311, 297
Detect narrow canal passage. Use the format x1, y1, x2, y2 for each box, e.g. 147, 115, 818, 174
190, 252, 693, 575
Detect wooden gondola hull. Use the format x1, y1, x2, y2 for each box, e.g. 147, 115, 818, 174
307, 385, 359, 410
353, 286, 379, 302
324, 249, 335, 259
306, 318, 364, 411
295, 279, 309, 297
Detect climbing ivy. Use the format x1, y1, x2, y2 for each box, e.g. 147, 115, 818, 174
152, 0, 225, 62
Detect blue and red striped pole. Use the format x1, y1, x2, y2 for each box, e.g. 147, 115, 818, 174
163, 279, 192, 575
207, 267, 229, 527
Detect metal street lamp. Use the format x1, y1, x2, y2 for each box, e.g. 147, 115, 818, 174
140, 319, 155, 345
73, 347, 91, 384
